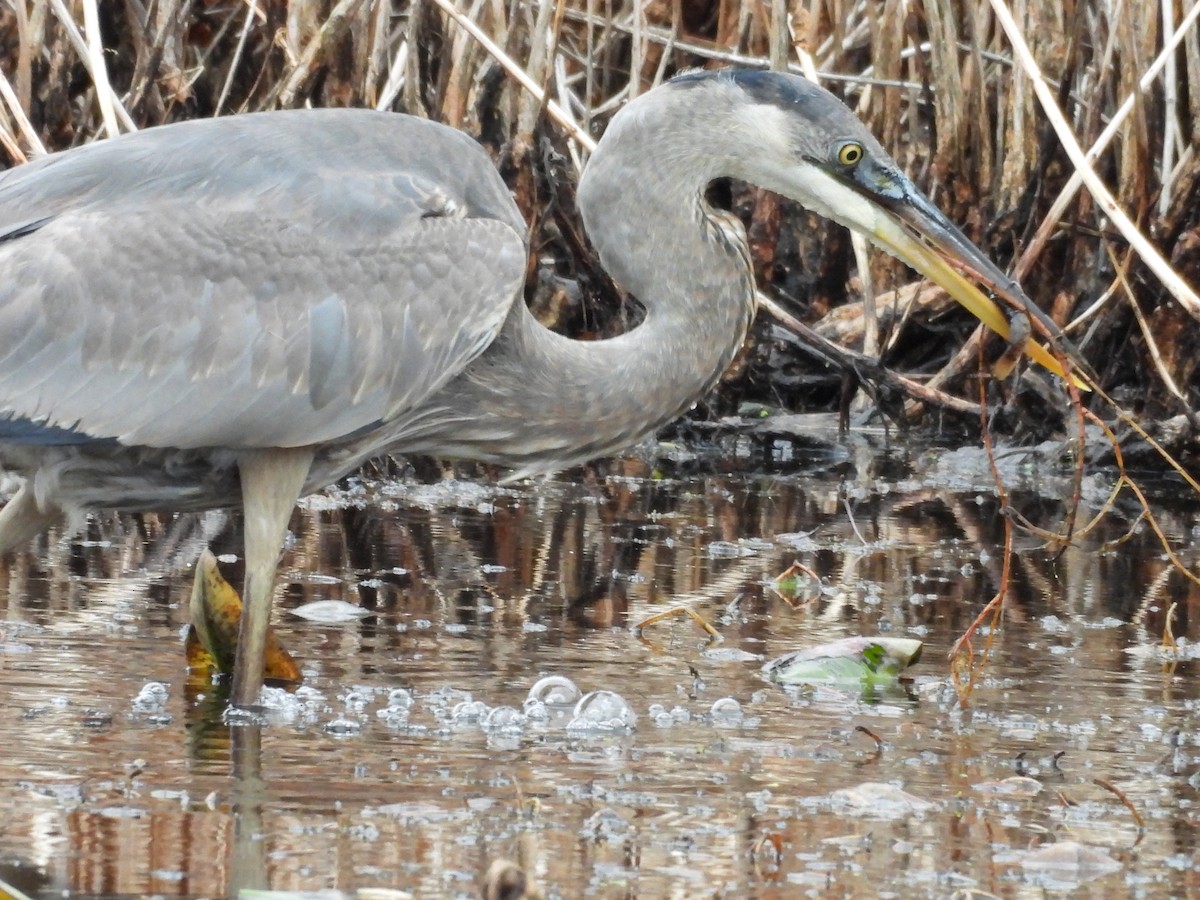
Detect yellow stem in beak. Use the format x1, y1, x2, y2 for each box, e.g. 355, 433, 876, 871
871, 216, 1088, 389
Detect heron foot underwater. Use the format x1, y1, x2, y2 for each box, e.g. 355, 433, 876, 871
0, 68, 1087, 708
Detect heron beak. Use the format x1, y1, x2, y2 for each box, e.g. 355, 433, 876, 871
865, 183, 1087, 387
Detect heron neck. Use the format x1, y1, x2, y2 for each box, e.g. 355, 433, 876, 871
407, 168, 755, 478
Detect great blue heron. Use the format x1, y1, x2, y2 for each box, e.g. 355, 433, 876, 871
0, 68, 1073, 707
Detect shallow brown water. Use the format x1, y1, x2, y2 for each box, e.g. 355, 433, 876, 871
2, 433, 1199, 898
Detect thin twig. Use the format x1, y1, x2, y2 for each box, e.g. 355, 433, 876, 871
215, 0, 261, 116
634, 606, 721, 641
1162, 602, 1179, 654
1092, 777, 1146, 832
950, 360, 1015, 702
1104, 242, 1189, 404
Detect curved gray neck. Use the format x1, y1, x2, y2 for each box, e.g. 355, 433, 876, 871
402, 90, 757, 477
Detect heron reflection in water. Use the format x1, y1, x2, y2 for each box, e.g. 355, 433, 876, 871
0, 68, 1076, 707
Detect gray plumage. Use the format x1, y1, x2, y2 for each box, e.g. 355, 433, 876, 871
0, 110, 523, 481
0, 69, 1065, 705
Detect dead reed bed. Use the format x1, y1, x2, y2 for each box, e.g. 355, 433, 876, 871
0, 0, 1196, 458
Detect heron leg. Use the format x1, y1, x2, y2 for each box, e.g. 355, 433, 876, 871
0, 483, 61, 554
229, 447, 314, 708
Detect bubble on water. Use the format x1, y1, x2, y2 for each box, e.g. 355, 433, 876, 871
284, 688, 323, 723
377, 706, 411, 728
341, 690, 371, 712
567, 690, 637, 733
324, 717, 362, 737
427, 686, 472, 708
451, 700, 490, 724
527, 675, 582, 707
482, 705, 525, 733
522, 698, 549, 720
377, 686, 414, 727
709, 697, 743, 725
427, 687, 472, 723
386, 688, 415, 711
260, 687, 291, 708
241, 686, 301, 725
131, 682, 168, 712
1139, 723, 1164, 741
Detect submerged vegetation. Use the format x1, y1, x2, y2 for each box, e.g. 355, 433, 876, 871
0, 0, 1196, 454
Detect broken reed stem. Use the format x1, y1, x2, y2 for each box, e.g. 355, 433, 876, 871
0, 64, 42, 158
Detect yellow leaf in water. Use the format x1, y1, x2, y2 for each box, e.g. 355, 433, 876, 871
184, 626, 217, 672
188, 549, 302, 685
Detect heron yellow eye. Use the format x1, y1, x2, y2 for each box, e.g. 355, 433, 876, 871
837, 142, 864, 166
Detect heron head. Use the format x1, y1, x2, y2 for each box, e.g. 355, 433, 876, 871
672, 69, 1082, 383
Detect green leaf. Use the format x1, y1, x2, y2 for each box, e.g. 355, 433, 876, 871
763, 637, 923, 686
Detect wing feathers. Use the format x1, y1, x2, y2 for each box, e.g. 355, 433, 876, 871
307, 295, 353, 410
0, 109, 530, 453
0, 215, 526, 450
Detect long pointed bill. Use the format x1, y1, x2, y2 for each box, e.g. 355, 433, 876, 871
868, 191, 1088, 389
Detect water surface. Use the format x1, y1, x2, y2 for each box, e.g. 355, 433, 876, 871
1, 434, 1198, 897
